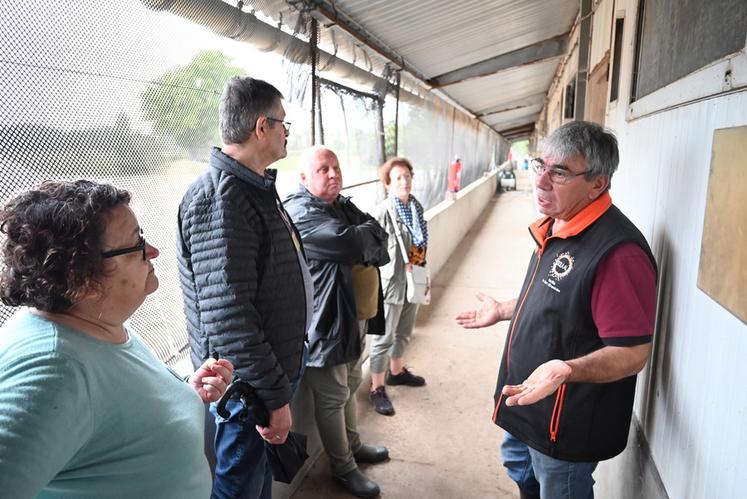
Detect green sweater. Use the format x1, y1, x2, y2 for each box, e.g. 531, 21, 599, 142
0, 309, 211, 499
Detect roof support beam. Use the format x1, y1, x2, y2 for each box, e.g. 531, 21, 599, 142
428, 34, 569, 88
312, 0, 431, 83
476, 93, 547, 117
498, 123, 535, 139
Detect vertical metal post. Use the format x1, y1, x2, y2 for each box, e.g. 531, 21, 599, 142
375, 99, 386, 166
448, 106, 456, 162
393, 70, 400, 156
310, 18, 318, 145
317, 83, 325, 144
575, 0, 592, 120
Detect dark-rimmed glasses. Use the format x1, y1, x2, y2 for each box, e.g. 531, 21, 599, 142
102, 230, 146, 261
530, 158, 589, 185
266, 117, 291, 136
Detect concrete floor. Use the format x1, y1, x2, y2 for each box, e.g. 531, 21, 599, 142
291, 172, 538, 499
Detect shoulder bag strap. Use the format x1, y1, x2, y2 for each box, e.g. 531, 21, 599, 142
386, 200, 410, 263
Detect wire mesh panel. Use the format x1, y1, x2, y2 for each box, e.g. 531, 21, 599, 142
396, 92, 500, 210
1, 0, 506, 373
0, 0, 300, 372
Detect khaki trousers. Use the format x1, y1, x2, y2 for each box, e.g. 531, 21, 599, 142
301, 320, 366, 475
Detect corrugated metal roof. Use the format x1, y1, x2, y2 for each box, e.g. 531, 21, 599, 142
334, 0, 577, 77
441, 58, 558, 114
320, 0, 579, 139
482, 103, 544, 127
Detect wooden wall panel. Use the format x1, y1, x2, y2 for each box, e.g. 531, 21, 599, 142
697, 126, 747, 324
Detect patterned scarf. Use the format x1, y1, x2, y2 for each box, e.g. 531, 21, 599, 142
392, 195, 428, 248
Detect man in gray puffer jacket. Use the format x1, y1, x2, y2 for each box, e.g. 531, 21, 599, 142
177, 77, 312, 499
285, 146, 390, 498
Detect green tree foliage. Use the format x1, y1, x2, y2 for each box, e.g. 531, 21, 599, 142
141, 50, 246, 159
384, 121, 397, 158
510, 139, 529, 158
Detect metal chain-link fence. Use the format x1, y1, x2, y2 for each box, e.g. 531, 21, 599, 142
1, 0, 506, 373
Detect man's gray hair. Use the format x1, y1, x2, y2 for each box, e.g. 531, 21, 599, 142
219, 76, 283, 145
541, 121, 619, 180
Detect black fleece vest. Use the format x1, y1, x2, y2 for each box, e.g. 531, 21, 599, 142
493, 204, 656, 462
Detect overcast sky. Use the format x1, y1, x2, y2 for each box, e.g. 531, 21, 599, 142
0, 0, 298, 131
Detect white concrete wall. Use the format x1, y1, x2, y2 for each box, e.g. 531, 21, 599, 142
602, 78, 747, 499
535, 0, 747, 497
602, 2, 747, 496
589, 0, 613, 69
424, 170, 499, 279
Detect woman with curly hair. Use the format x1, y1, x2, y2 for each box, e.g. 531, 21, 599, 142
368, 157, 428, 416
0, 180, 233, 498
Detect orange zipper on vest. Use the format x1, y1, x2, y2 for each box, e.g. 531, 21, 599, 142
549, 384, 567, 443
492, 251, 543, 423
492, 394, 504, 422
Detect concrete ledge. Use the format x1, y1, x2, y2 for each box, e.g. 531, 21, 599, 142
424, 170, 499, 278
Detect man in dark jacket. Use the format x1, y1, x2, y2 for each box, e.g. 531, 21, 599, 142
457, 121, 656, 499
177, 77, 312, 499
284, 146, 390, 498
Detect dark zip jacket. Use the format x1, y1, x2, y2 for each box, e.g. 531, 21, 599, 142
493, 192, 657, 462
177, 148, 307, 410
284, 186, 389, 368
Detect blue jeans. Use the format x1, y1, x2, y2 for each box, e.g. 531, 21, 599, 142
211, 398, 273, 499
211, 344, 308, 499
501, 432, 598, 499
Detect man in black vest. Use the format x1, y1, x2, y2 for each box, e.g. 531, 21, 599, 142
457, 121, 657, 499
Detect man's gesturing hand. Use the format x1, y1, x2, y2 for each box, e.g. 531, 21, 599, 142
502, 360, 572, 406
455, 292, 514, 329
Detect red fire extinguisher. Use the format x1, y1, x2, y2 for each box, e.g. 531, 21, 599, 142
447, 156, 462, 193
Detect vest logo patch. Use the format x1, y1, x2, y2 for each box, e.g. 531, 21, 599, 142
542, 251, 575, 293
549, 252, 574, 280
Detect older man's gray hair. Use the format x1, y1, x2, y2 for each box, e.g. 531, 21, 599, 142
219, 76, 283, 145
541, 121, 619, 180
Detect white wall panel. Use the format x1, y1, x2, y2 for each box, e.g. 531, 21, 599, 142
589, 0, 613, 68
609, 89, 747, 499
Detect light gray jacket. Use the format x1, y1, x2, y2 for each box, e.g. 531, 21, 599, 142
374, 196, 426, 304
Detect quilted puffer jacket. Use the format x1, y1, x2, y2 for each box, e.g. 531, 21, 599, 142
177, 148, 307, 410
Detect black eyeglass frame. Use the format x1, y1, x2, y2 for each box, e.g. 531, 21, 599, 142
266, 117, 291, 135
102, 231, 146, 261
530, 157, 590, 185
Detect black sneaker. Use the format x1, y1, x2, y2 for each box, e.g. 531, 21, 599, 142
386, 367, 426, 387
369, 386, 395, 416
